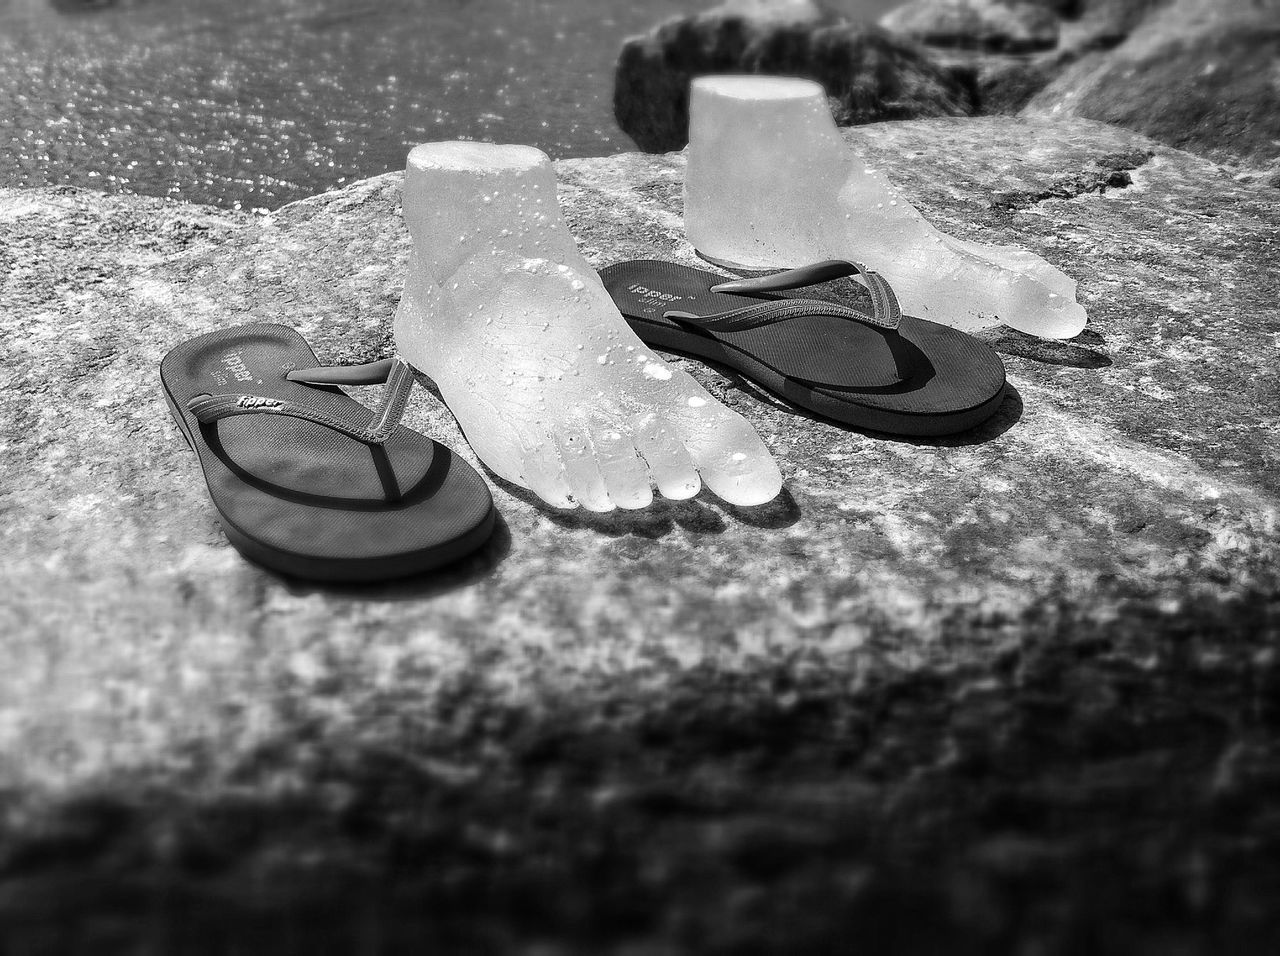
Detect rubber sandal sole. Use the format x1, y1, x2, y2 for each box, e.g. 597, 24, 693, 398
160, 324, 495, 582
600, 260, 1008, 437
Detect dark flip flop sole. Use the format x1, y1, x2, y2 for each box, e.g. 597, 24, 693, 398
160, 324, 495, 582
600, 260, 1008, 437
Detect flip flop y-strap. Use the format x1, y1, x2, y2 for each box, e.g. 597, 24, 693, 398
666, 259, 902, 333
187, 357, 416, 446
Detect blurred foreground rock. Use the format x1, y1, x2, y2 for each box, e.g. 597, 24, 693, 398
3, 116, 1280, 952
614, 1, 975, 152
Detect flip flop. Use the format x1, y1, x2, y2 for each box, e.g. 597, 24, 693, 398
599, 259, 1008, 437
160, 323, 496, 582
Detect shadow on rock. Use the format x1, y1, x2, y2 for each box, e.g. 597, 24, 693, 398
986, 326, 1112, 368
491, 473, 801, 538
277, 512, 513, 603
861, 382, 1024, 449
706, 486, 802, 531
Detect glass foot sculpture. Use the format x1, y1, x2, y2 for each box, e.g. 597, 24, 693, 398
684, 76, 1088, 339
394, 142, 783, 512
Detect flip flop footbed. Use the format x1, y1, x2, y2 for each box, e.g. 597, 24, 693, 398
600, 260, 1007, 436
160, 324, 494, 581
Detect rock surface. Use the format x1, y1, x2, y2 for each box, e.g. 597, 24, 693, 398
3, 117, 1280, 951
880, 0, 1061, 53
614, 3, 975, 153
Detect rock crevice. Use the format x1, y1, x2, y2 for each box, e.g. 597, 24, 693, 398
990, 147, 1154, 209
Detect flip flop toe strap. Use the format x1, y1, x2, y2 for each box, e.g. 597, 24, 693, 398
187, 357, 417, 446
667, 259, 902, 332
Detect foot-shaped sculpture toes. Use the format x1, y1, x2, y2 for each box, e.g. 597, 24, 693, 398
393, 142, 782, 512
833, 177, 1089, 338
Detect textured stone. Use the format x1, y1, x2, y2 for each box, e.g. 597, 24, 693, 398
880, 0, 1061, 53
614, 3, 975, 153
3, 117, 1280, 950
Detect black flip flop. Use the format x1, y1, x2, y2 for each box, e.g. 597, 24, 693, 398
599, 259, 1008, 437
160, 323, 496, 582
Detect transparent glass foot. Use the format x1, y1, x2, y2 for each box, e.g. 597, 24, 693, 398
685, 76, 1087, 339
394, 142, 782, 512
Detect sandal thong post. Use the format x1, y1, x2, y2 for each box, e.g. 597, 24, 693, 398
599, 259, 1008, 437
160, 323, 495, 582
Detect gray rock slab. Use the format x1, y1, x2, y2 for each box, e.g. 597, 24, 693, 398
2, 117, 1279, 949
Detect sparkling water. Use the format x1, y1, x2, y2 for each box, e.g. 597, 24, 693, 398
0, 0, 698, 209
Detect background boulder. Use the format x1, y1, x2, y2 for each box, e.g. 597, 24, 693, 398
1024, 0, 1280, 172
879, 0, 1061, 53
612, 0, 1185, 156
614, 2, 976, 153
882, 0, 1176, 116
